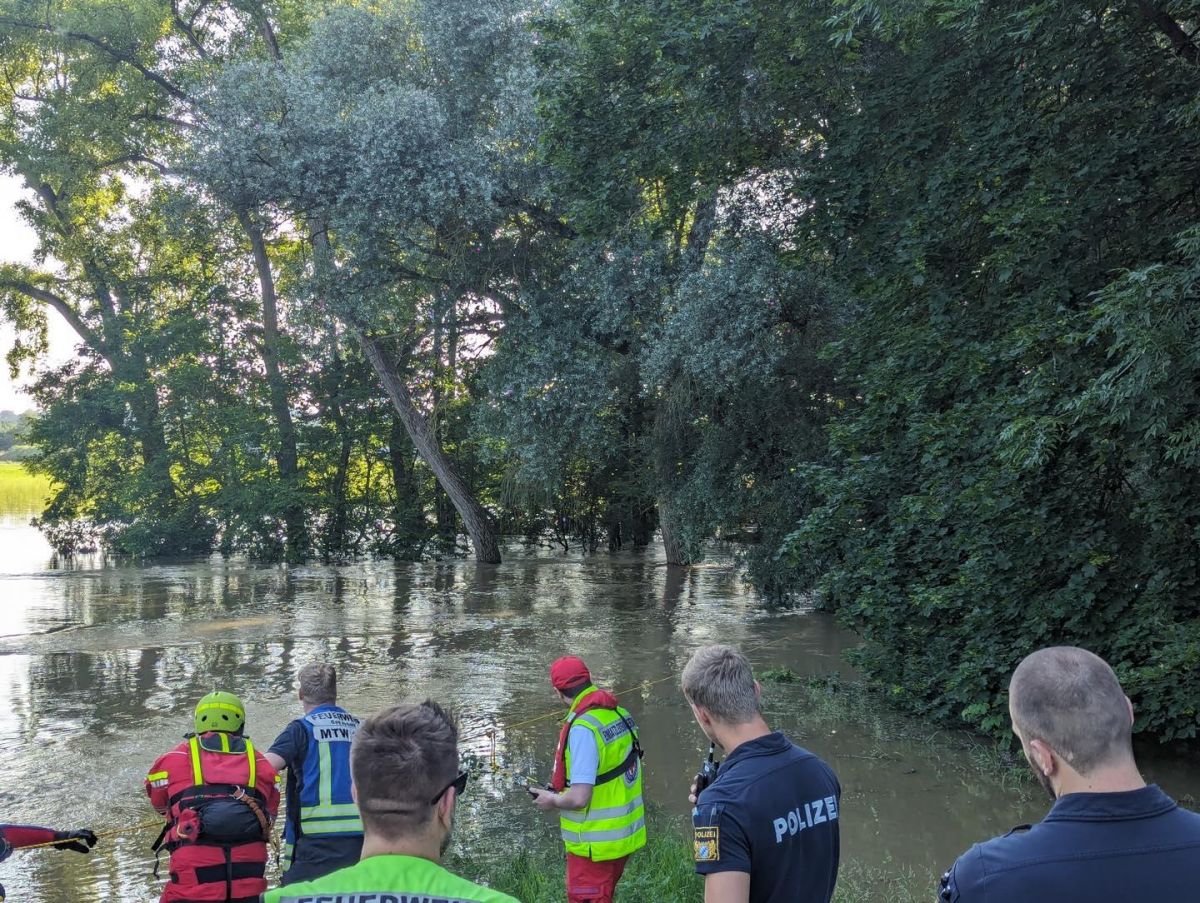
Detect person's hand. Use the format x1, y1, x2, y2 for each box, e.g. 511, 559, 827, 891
529, 788, 558, 812
689, 779, 699, 807
52, 830, 98, 854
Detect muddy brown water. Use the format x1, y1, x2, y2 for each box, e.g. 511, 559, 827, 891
1, 500, 1197, 901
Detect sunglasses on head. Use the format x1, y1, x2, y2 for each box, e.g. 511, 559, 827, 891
429, 769, 469, 806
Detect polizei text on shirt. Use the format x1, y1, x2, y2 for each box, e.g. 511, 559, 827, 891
774, 795, 840, 843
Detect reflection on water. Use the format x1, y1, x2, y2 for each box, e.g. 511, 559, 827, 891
0, 503, 1196, 900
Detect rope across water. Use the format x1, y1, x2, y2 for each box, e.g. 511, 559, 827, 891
17, 637, 789, 857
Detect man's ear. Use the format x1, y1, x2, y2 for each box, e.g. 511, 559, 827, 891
1125, 695, 1135, 729
350, 782, 358, 804
438, 787, 456, 826
753, 680, 762, 703
1027, 738, 1055, 776
691, 702, 712, 729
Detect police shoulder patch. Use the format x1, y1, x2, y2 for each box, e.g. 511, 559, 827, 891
694, 825, 720, 862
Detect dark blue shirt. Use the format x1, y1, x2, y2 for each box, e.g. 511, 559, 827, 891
942, 785, 1200, 902
692, 732, 840, 903
269, 718, 363, 884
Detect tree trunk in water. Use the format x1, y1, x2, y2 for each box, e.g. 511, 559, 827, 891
653, 195, 718, 567
326, 357, 352, 559
127, 376, 175, 513
359, 333, 501, 563
631, 504, 656, 547
430, 301, 458, 548
658, 500, 693, 567
389, 415, 424, 548
238, 210, 307, 559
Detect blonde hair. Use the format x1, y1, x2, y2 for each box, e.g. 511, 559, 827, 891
298, 662, 337, 706
681, 644, 761, 724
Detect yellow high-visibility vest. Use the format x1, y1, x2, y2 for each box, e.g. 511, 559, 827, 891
559, 686, 647, 861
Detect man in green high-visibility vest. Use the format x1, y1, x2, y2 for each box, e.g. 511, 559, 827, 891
261, 700, 517, 903
529, 656, 646, 903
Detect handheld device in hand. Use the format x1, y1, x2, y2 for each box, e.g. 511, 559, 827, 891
694, 742, 720, 795
515, 774, 541, 797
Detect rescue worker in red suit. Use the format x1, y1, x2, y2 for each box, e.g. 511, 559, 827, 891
145, 691, 281, 903
0, 823, 97, 902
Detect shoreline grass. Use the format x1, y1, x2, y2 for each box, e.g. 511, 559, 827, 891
460, 810, 932, 902
0, 460, 50, 517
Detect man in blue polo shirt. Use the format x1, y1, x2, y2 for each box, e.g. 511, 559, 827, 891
941, 646, 1200, 901
265, 662, 364, 884
682, 644, 840, 903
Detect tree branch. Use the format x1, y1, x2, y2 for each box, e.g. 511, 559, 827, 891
0, 16, 194, 104
96, 153, 171, 176
495, 192, 578, 239
171, 0, 210, 60
1135, 1, 1200, 65
0, 278, 100, 348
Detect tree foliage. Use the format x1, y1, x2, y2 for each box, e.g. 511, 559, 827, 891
2, 0, 1199, 740
781, 1, 1200, 740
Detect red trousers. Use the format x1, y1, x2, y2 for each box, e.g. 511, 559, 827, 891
161, 841, 268, 903
566, 852, 628, 903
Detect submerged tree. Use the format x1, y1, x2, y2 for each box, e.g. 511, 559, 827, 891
0, 0, 510, 559
482, 0, 850, 569
0, 0, 320, 555
192, 0, 564, 563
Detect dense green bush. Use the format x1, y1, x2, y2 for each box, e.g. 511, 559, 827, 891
784, 2, 1200, 741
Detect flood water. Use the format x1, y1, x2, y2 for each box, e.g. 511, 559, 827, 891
1, 489, 1198, 901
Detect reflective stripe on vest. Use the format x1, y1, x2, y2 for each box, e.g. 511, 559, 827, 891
293, 706, 363, 839
189, 734, 256, 788
560, 797, 645, 823
559, 699, 647, 861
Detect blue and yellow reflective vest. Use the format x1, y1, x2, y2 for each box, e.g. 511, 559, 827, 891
283, 705, 362, 866
560, 687, 647, 862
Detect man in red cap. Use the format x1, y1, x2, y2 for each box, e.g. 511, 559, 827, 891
529, 656, 646, 903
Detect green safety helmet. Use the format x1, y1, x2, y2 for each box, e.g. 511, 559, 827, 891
194, 691, 246, 734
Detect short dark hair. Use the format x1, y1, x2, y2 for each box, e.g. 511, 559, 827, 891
1009, 646, 1133, 775
351, 700, 459, 838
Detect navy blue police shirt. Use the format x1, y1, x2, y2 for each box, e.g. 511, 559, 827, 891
692, 732, 840, 903
941, 785, 1200, 902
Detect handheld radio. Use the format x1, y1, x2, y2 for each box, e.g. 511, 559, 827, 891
693, 742, 720, 796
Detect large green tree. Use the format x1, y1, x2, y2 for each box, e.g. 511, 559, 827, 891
194, 0, 569, 563
483, 0, 849, 568
0, 0, 321, 554
0, 0, 457, 558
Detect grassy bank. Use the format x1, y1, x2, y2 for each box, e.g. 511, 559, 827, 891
460, 811, 931, 902
0, 460, 50, 516
462, 674, 1033, 902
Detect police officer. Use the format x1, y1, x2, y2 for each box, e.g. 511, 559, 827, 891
262, 700, 518, 903
940, 646, 1200, 901
682, 644, 840, 903
264, 663, 363, 884
528, 656, 646, 903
